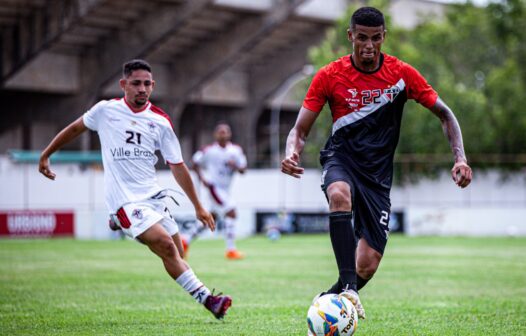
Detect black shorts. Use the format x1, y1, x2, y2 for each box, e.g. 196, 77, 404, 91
321, 155, 391, 255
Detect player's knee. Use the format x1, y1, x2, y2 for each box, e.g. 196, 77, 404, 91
157, 236, 178, 259
225, 209, 236, 218
356, 254, 381, 279
328, 190, 351, 211
356, 262, 378, 280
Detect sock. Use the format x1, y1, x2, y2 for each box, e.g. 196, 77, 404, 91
327, 279, 343, 294
357, 274, 370, 290
224, 216, 236, 251
175, 269, 211, 304
329, 211, 357, 292
327, 275, 370, 293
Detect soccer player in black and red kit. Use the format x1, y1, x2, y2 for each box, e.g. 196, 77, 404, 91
281, 7, 472, 319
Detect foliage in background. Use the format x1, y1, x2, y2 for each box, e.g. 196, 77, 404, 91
302, 0, 526, 179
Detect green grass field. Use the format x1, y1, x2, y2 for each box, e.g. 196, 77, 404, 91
1, 235, 525, 335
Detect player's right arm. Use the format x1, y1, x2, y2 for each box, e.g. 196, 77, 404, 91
39, 116, 88, 180
281, 107, 319, 178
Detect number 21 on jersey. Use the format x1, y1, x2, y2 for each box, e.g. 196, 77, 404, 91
126, 131, 142, 145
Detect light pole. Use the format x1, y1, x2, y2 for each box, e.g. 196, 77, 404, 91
269, 64, 315, 168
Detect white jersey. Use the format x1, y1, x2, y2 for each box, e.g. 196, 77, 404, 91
83, 98, 183, 213
192, 142, 246, 190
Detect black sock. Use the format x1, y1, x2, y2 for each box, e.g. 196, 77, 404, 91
329, 211, 357, 292
357, 274, 370, 290
327, 275, 370, 293
327, 279, 342, 294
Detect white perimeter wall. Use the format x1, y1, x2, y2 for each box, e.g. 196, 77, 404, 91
0, 157, 525, 238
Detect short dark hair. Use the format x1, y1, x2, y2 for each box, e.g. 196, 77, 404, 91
350, 7, 385, 30
214, 121, 231, 130
122, 59, 152, 78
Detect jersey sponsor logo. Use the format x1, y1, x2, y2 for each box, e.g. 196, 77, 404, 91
347, 88, 358, 98
345, 88, 361, 110
110, 147, 156, 161
109, 117, 121, 122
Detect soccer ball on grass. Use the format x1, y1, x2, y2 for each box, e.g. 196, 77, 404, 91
307, 294, 358, 336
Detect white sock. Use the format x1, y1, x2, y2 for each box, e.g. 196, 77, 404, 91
224, 216, 236, 251
175, 269, 211, 304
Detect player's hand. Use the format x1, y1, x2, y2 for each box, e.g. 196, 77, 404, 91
196, 206, 215, 232
226, 160, 238, 170
451, 159, 472, 188
38, 155, 56, 180
281, 152, 304, 178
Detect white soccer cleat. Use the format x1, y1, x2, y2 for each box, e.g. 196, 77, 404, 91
340, 289, 366, 319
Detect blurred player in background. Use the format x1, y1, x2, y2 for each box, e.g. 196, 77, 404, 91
281, 7, 472, 319
38, 59, 232, 320
185, 122, 247, 260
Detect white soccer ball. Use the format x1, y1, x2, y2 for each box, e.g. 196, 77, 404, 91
266, 227, 281, 241
307, 294, 358, 336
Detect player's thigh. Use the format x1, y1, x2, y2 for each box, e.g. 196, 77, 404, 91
353, 188, 391, 255
138, 222, 176, 255
321, 161, 354, 211
150, 197, 180, 235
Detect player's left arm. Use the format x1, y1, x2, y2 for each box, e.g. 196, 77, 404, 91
428, 97, 473, 188
233, 148, 247, 174
169, 162, 215, 231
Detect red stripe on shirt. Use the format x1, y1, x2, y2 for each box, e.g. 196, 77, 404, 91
208, 185, 224, 205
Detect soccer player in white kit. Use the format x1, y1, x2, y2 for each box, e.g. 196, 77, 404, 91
38, 59, 232, 320
189, 123, 247, 260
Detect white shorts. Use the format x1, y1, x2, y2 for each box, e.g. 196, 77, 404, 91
115, 198, 179, 239
206, 185, 235, 217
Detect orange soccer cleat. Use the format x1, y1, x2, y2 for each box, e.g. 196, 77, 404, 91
225, 249, 245, 260
181, 237, 190, 259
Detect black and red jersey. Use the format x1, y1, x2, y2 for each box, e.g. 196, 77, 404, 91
303, 53, 438, 188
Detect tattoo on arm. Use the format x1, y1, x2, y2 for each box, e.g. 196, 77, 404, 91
430, 97, 466, 162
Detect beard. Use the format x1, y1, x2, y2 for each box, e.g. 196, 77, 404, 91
134, 97, 147, 106
361, 58, 374, 66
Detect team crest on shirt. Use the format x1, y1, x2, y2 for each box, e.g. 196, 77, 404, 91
148, 121, 156, 132
384, 86, 401, 103
132, 209, 143, 219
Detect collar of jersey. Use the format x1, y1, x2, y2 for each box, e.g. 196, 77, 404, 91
122, 98, 151, 113
349, 53, 384, 74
